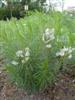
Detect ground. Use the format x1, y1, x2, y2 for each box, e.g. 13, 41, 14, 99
0, 65, 75, 100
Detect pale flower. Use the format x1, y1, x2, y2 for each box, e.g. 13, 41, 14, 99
45, 28, 49, 33
56, 51, 64, 57
45, 28, 51, 36
46, 44, 52, 48
25, 47, 30, 51
22, 47, 30, 62
2, 0, 8, 6
24, 5, 28, 11
59, 51, 65, 56
16, 50, 23, 57
56, 49, 65, 57
42, 28, 55, 43
68, 54, 72, 59
11, 61, 18, 65
63, 47, 69, 52
68, 48, 73, 54
56, 52, 60, 57
25, 47, 30, 57
22, 57, 30, 64
56, 46, 75, 58
22, 60, 25, 64
50, 34, 55, 40
25, 51, 30, 57
25, 57, 30, 62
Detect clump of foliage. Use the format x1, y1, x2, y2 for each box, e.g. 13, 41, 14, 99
0, 3, 25, 20
0, 11, 75, 93
0, 0, 46, 20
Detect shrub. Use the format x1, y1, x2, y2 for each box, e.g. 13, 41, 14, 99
0, 4, 25, 20
0, 11, 75, 93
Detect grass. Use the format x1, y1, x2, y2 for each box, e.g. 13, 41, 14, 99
0, 11, 75, 93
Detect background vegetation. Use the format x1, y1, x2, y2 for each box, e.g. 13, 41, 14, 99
0, 0, 46, 19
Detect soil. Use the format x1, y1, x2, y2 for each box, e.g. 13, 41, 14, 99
0, 66, 75, 100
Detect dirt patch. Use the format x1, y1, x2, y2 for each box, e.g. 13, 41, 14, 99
54, 73, 75, 100
0, 67, 75, 100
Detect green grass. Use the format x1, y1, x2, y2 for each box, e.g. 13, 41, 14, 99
0, 11, 75, 93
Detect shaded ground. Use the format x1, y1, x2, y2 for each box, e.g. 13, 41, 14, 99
0, 66, 75, 100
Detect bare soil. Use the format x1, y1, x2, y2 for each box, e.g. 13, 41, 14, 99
0, 66, 75, 100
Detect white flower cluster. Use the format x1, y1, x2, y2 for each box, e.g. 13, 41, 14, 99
2, 0, 8, 6
11, 61, 18, 66
11, 47, 30, 66
56, 47, 75, 59
16, 50, 23, 57
24, 5, 28, 11
42, 28, 55, 48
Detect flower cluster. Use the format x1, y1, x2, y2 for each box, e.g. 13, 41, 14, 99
24, 5, 28, 11
11, 61, 18, 66
42, 28, 55, 48
11, 47, 30, 66
56, 47, 75, 59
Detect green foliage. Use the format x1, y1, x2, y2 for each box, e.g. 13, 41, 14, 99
0, 4, 25, 20
0, 11, 75, 93
0, 0, 46, 19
